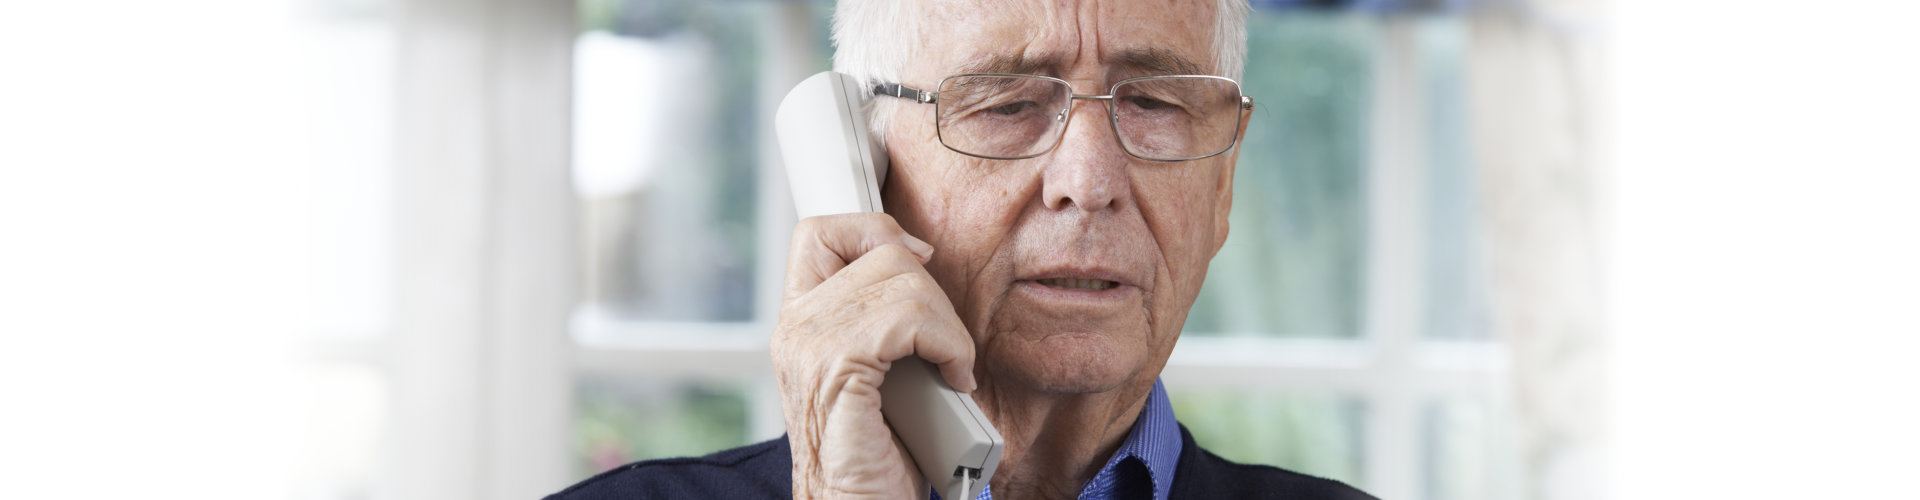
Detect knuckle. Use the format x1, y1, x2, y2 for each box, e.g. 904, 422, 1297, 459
852, 211, 902, 231
868, 242, 913, 262
891, 298, 934, 319
796, 213, 896, 239
792, 215, 824, 237
876, 270, 923, 296
899, 271, 938, 292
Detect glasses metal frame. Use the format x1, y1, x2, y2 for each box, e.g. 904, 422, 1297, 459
875, 73, 1256, 162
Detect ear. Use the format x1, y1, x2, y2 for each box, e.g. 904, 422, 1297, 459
1210, 105, 1252, 257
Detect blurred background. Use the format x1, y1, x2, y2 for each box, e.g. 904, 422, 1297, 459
1, 0, 1915, 499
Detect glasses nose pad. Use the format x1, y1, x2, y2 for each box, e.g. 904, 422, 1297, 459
1054, 109, 1068, 122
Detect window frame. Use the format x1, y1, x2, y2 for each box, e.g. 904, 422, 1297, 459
560, 11, 1512, 500
308, 4, 1516, 500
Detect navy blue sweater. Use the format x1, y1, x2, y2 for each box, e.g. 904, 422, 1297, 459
547, 424, 1376, 499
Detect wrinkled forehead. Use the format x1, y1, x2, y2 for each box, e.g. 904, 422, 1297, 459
915, 0, 1217, 83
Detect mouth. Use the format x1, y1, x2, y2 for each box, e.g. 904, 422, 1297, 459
1034, 278, 1121, 291
1014, 265, 1138, 304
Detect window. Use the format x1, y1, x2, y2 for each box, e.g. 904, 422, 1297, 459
568, 0, 831, 478
567, 3, 1518, 500
296, 2, 1533, 500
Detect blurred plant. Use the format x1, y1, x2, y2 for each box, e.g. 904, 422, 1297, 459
1171, 390, 1366, 486
572, 380, 751, 477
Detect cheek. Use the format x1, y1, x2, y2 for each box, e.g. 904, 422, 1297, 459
887, 153, 1025, 315
936, 166, 1031, 302
1141, 170, 1223, 300
1145, 170, 1214, 242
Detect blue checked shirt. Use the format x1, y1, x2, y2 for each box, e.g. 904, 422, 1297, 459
933, 378, 1182, 500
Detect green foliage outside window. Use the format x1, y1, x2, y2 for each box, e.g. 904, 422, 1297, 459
573, 379, 752, 477
1188, 13, 1373, 339
1173, 390, 1367, 486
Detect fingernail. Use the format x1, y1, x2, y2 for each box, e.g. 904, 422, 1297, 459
901, 233, 935, 260
965, 373, 978, 393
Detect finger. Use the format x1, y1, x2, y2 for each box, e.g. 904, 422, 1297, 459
785, 243, 937, 335
913, 311, 978, 394
785, 236, 976, 391
861, 271, 977, 393
783, 213, 935, 301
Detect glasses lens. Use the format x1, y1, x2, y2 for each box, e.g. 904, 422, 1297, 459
1111, 76, 1243, 160
935, 75, 1072, 159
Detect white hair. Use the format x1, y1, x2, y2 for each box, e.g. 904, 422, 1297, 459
831, 0, 1251, 145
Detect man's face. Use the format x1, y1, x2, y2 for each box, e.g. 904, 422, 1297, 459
883, 0, 1240, 396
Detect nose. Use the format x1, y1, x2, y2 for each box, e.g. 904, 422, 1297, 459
1041, 98, 1132, 213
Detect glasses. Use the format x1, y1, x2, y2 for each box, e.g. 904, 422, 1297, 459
875, 74, 1253, 162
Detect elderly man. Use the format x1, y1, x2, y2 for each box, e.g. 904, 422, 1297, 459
551, 0, 1374, 499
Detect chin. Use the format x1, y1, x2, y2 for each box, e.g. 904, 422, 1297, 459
986, 330, 1149, 394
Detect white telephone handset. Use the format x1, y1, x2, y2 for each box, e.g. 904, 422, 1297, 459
775, 71, 1004, 500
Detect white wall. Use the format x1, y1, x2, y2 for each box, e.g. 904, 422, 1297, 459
1, 1, 317, 498
1607, 1, 1920, 498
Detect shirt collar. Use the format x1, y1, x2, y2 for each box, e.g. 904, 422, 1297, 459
1077, 377, 1182, 500
946, 378, 1182, 500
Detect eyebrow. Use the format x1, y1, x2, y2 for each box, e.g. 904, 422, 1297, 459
1112, 47, 1205, 75
955, 53, 1065, 76
951, 48, 1204, 77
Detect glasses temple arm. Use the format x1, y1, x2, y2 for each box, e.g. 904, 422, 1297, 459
873, 83, 937, 104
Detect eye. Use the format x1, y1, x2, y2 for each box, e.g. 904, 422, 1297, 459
1123, 96, 1174, 111
986, 101, 1037, 115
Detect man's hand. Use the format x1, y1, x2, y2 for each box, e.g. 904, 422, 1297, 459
773, 213, 979, 500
